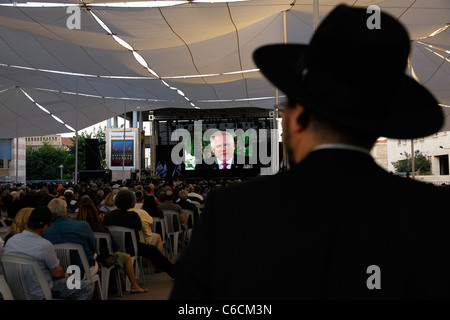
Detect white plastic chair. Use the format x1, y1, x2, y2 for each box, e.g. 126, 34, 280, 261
0, 226, 9, 240
93, 232, 123, 299
107, 226, 145, 291
53, 243, 104, 300
162, 210, 183, 255
181, 209, 195, 244
138, 230, 153, 274
0, 254, 53, 300
151, 217, 171, 259
0, 274, 14, 300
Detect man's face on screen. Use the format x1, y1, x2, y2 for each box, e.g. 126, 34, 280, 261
211, 134, 235, 162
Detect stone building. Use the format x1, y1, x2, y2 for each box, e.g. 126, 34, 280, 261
0, 138, 26, 183
387, 131, 450, 185
371, 138, 388, 171
25, 135, 61, 149
1, 134, 71, 184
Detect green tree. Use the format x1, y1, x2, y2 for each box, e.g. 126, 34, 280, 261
26, 142, 67, 180
64, 126, 107, 175
391, 151, 431, 174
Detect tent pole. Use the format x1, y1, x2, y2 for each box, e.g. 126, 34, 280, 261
407, 57, 418, 180
273, 89, 279, 175
139, 110, 143, 181
74, 80, 79, 184
16, 88, 19, 184
411, 139, 415, 179
282, 10, 289, 171
313, 0, 319, 32
122, 102, 126, 183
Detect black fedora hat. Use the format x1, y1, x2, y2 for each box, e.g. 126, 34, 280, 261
253, 4, 443, 139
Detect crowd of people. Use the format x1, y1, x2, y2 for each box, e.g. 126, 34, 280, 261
0, 177, 242, 299
3, 4, 450, 301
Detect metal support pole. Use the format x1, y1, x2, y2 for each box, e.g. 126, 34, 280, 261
313, 0, 319, 32
132, 111, 138, 128
122, 103, 126, 182
282, 10, 289, 170
411, 139, 415, 179
74, 80, 79, 184
16, 88, 19, 184
272, 90, 279, 175
139, 110, 143, 181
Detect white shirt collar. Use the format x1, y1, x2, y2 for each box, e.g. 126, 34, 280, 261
217, 156, 234, 168
311, 143, 371, 155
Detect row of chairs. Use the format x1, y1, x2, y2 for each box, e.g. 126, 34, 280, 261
0, 242, 102, 300
0, 255, 51, 300
158, 209, 195, 258
0, 227, 144, 300
0, 211, 197, 300
107, 226, 145, 294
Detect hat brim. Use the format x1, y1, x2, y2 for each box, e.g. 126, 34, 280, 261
253, 44, 443, 139
253, 44, 308, 104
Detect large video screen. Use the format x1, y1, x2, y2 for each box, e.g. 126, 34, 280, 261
183, 130, 259, 171
168, 125, 276, 178
155, 118, 279, 178
111, 140, 134, 167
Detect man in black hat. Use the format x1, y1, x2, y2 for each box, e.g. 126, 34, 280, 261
170, 4, 450, 300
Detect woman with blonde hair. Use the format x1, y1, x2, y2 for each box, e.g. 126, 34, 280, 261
3, 207, 35, 244
99, 192, 116, 222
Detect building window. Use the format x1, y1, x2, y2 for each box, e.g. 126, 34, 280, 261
437, 155, 449, 175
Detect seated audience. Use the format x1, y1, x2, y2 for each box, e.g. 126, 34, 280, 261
74, 195, 148, 294
187, 185, 204, 209
0, 194, 14, 226
142, 195, 164, 219
129, 192, 164, 254
43, 198, 98, 277
103, 189, 175, 279
176, 190, 200, 227
63, 189, 76, 213
3, 207, 35, 245
148, 183, 156, 197
158, 190, 185, 230
99, 192, 116, 222
4, 206, 93, 300
156, 191, 165, 205
134, 190, 145, 210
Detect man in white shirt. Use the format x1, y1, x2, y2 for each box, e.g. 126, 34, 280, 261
4, 206, 93, 300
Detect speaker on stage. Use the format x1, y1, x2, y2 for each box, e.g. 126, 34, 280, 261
85, 139, 100, 170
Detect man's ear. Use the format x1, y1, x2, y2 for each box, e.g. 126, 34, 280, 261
296, 105, 310, 130
291, 104, 308, 133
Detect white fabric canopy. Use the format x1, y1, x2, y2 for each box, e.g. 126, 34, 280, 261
0, 0, 449, 138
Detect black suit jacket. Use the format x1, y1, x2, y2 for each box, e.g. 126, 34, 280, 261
195, 154, 258, 170
171, 148, 450, 299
